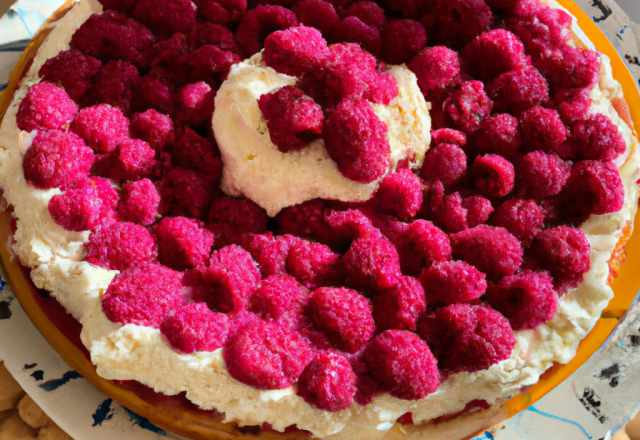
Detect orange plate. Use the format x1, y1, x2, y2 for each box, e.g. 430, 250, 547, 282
0, 0, 639, 439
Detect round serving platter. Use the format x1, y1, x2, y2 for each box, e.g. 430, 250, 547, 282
0, 0, 639, 439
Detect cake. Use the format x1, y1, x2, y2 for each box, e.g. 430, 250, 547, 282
0, 0, 638, 438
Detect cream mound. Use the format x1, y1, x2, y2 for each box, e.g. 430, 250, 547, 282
0, 0, 638, 439
213, 53, 431, 217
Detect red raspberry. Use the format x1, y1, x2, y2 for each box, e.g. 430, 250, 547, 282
554, 88, 591, 126
249, 274, 310, 321
258, 86, 324, 152
420, 0, 494, 50
263, 26, 330, 77
461, 195, 494, 227
341, 1, 385, 29
420, 143, 467, 187
533, 45, 600, 93
97, 0, 136, 13
298, 350, 356, 411
529, 226, 590, 289
236, 5, 298, 56
444, 81, 493, 133
193, 0, 247, 24
432, 192, 468, 234
70, 11, 154, 69
363, 330, 439, 400
310, 287, 375, 353
468, 113, 521, 161
150, 32, 188, 68
520, 106, 566, 154
23, 130, 93, 190
380, 19, 426, 65
419, 260, 487, 306
226, 310, 261, 335
277, 199, 333, 245
117, 179, 159, 225
471, 154, 515, 199
254, 235, 300, 277
162, 168, 218, 219
486, 270, 557, 330
292, 0, 340, 40
491, 199, 543, 246
431, 128, 466, 147
175, 45, 241, 85
132, 0, 196, 38
224, 319, 312, 389
208, 198, 268, 236
461, 30, 529, 82
129, 110, 175, 152
372, 276, 426, 332
572, 114, 627, 161
188, 23, 238, 52
17, 82, 78, 132
344, 234, 401, 293
176, 82, 216, 128
417, 303, 516, 373
38, 50, 102, 103
70, 105, 129, 154
96, 138, 155, 182
324, 209, 378, 251
507, 0, 571, 48
488, 67, 549, 116
102, 263, 185, 327
335, 17, 382, 55
450, 225, 523, 279
132, 76, 174, 115
160, 303, 231, 353
171, 128, 221, 174
286, 240, 344, 290
408, 46, 460, 95
516, 151, 570, 199
372, 169, 423, 221
92, 177, 119, 210
48, 180, 111, 231
324, 99, 390, 183
238, 232, 275, 260
153, 217, 214, 270
94, 60, 140, 116
395, 220, 451, 277
85, 221, 158, 270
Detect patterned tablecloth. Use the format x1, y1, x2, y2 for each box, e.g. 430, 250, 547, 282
0, 1, 639, 440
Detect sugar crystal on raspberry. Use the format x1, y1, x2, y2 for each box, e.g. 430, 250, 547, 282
17, 82, 78, 132
86, 221, 158, 270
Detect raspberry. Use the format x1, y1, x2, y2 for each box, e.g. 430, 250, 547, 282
189, 23, 238, 52
516, 151, 570, 199
554, 88, 591, 126
450, 225, 523, 279
86, 221, 158, 270
254, 235, 299, 277
175, 45, 241, 85
507, 0, 571, 48
372, 276, 426, 332
263, 27, 330, 77
193, 0, 247, 24
70, 11, 154, 69
235, 5, 298, 56
560, 160, 624, 219
23, 130, 93, 190
395, 220, 451, 277
160, 303, 230, 353
380, 19, 427, 65
420, 143, 467, 187
208, 198, 268, 237
324, 209, 378, 250
70, 105, 129, 154
324, 99, 390, 183
444, 81, 493, 133
520, 106, 566, 154
408, 46, 460, 94
430, 128, 466, 147
486, 270, 557, 330
341, 1, 385, 30
533, 45, 600, 93
227, 310, 261, 334
17, 82, 78, 132
462, 195, 494, 227
129, 110, 175, 152
419, 260, 486, 306
432, 192, 468, 234
94, 60, 140, 116
171, 128, 221, 174
572, 114, 627, 161
277, 199, 333, 244
468, 114, 521, 160
297, 351, 356, 411
491, 199, 543, 246
153, 217, 214, 270
249, 274, 310, 321
488, 67, 549, 116
96, 138, 155, 182
238, 232, 275, 260
335, 17, 382, 55
224, 319, 311, 389
102, 263, 185, 327
38, 50, 102, 103
162, 168, 218, 219
176, 82, 216, 128
461, 30, 528, 82
117, 179, 159, 225
150, 32, 189, 67
132, 76, 174, 115
286, 240, 344, 290
92, 177, 119, 210
292, 0, 340, 40
48, 180, 111, 231
372, 169, 423, 221
529, 226, 590, 289
363, 330, 439, 400
98, 0, 136, 12
471, 154, 515, 199
417, 303, 516, 373
420, 0, 494, 50
310, 287, 375, 353
258, 86, 324, 152
344, 234, 401, 293
132, 0, 196, 38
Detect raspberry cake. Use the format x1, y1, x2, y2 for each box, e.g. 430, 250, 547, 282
0, 0, 639, 438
